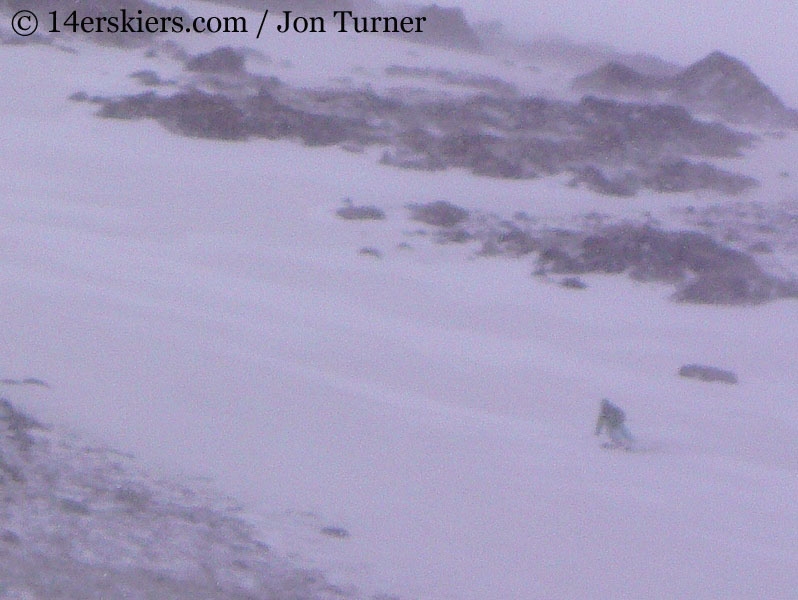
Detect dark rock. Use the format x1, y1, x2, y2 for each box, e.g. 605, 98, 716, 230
409, 201, 469, 228
536, 224, 785, 305
560, 277, 587, 290
60, 498, 91, 515
91, 55, 762, 193
572, 61, 670, 98
114, 485, 152, 512
574, 51, 798, 128
0, 459, 24, 483
674, 271, 777, 305
320, 526, 349, 539
409, 5, 481, 51
1, 398, 44, 452
358, 247, 382, 258
336, 203, 385, 221
747, 241, 773, 254
678, 364, 738, 384
538, 246, 584, 274
130, 70, 170, 87
570, 166, 638, 197
185, 47, 246, 74
671, 51, 797, 127
99, 89, 248, 140
496, 224, 538, 255
0, 529, 20, 545
641, 159, 757, 195
438, 227, 473, 244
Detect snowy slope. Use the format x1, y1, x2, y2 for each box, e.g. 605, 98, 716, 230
1, 3, 797, 599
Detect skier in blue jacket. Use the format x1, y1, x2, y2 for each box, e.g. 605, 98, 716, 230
595, 398, 634, 449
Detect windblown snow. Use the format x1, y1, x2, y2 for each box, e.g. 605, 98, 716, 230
0, 1, 796, 599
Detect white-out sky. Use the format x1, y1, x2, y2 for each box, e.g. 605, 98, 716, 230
447, 1, 798, 104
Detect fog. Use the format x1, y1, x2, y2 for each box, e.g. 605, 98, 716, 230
1, 0, 796, 598
446, 0, 798, 104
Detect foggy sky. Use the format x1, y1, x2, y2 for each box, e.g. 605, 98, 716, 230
448, 1, 798, 104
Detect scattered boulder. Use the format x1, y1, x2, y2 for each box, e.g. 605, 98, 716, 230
408, 201, 469, 227
572, 61, 669, 99
747, 240, 773, 254
560, 277, 587, 290
69, 91, 90, 102
320, 526, 350, 539
130, 70, 172, 87
336, 202, 385, 220
185, 47, 247, 74
0, 529, 20, 545
678, 364, 738, 384
495, 223, 538, 255
358, 246, 383, 258
60, 498, 92, 515
438, 227, 473, 244
569, 165, 637, 197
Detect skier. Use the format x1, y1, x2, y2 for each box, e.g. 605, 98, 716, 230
595, 398, 634, 449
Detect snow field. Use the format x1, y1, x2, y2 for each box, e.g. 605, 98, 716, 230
1, 14, 796, 600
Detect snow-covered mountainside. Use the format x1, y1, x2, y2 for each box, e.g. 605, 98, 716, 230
0, 398, 356, 599
1, 1, 796, 599
573, 50, 798, 128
